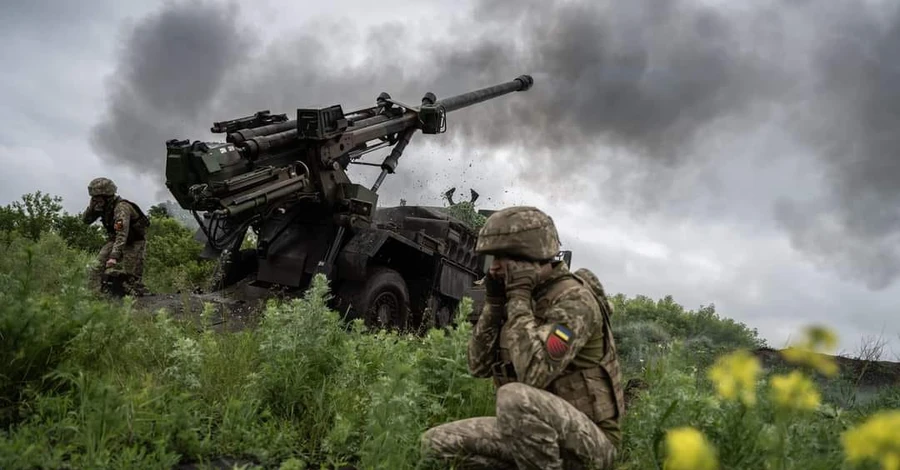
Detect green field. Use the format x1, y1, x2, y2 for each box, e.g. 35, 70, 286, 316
2, 192, 898, 469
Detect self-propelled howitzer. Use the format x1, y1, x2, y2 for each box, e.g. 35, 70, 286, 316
164, 75, 534, 331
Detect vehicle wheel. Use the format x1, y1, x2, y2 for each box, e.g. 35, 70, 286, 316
352, 267, 411, 331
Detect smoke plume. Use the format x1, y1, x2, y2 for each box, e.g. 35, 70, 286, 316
89, 0, 900, 290
90, 0, 255, 175
772, 2, 900, 290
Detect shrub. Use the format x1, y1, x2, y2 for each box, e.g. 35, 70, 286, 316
1, 190, 898, 470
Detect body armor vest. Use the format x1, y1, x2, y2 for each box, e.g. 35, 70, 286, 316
492, 271, 625, 426
102, 198, 150, 242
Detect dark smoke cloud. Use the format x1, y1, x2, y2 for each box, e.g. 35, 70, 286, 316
447, 1, 786, 153
90, 0, 256, 175
89, 0, 900, 290
773, 2, 900, 290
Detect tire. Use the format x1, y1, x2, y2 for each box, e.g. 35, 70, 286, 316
349, 267, 411, 331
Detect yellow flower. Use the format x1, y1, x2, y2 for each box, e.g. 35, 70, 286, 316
805, 325, 838, 350
779, 325, 840, 377
841, 410, 900, 470
780, 347, 840, 377
663, 427, 718, 470
707, 349, 761, 406
769, 370, 821, 411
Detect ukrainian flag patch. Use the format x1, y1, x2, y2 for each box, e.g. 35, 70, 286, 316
546, 324, 573, 360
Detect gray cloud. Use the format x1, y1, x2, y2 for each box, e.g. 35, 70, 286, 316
451, 1, 787, 152
90, 0, 788, 188
90, 0, 256, 175
86, 0, 900, 291
773, 2, 900, 290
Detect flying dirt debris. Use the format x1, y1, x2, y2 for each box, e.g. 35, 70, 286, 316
153, 74, 560, 332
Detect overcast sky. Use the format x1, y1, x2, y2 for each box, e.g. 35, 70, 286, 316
3, 0, 900, 358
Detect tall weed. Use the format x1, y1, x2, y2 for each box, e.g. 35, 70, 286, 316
2, 207, 899, 470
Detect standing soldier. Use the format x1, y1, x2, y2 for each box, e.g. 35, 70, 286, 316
420, 206, 624, 470
81, 177, 151, 296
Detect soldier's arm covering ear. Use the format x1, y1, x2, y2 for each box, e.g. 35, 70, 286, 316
81, 204, 100, 225
503, 288, 601, 389
109, 202, 133, 260
467, 300, 504, 377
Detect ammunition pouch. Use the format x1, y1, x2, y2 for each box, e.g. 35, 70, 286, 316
546, 366, 623, 425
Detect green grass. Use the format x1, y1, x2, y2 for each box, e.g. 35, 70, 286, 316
1, 192, 898, 469
0, 230, 497, 469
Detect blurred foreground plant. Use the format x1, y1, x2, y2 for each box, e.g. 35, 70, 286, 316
663, 426, 719, 470
841, 410, 900, 470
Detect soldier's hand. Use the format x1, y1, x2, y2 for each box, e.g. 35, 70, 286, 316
504, 259, 542, 298
484, 274, 505, 299
106, 258, 117, 268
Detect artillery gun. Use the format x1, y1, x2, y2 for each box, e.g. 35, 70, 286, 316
164, 75, 535, 331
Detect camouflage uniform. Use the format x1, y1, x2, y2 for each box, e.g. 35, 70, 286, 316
81, 177, 151, 295
421, 206, 624, 470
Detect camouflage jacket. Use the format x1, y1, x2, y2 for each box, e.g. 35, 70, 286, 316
82, 197, 149, 259
468, 261, 606, 384
467, 261, 622, 444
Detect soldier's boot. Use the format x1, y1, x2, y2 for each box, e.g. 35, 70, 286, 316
123, 276, 151, 297
132, 283, 151, 296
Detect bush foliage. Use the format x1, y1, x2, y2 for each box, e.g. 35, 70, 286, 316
1, 191, 897, 469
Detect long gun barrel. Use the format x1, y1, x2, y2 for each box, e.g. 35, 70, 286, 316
435, 74, 533, 112
217, 74, 533, 166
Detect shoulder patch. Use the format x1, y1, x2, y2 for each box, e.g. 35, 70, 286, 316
546, 324, 573, 360
114, 219, 124, 231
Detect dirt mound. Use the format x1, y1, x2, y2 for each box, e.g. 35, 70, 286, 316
753, 347, 900, 389
131, 279, 277, 332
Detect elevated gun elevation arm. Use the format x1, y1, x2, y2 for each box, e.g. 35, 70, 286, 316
164, 74, 534, 254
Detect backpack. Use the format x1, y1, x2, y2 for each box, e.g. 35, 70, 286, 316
572, 268, 614, 318
116, 199, 152, 240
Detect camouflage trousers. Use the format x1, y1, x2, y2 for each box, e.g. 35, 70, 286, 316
420, 382, 617, 470
89, 239, 147, 295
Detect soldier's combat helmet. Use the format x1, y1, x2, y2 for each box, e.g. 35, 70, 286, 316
475, 206, 560, 261
88, 177, 117, 197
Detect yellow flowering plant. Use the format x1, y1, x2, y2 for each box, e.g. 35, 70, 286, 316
616, 319, 900, 470
662, 426, 719, 470
779, 325, 840, 377
769, 370, 822, 412
841, 410, 900, 470
707, 349, 762, 406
